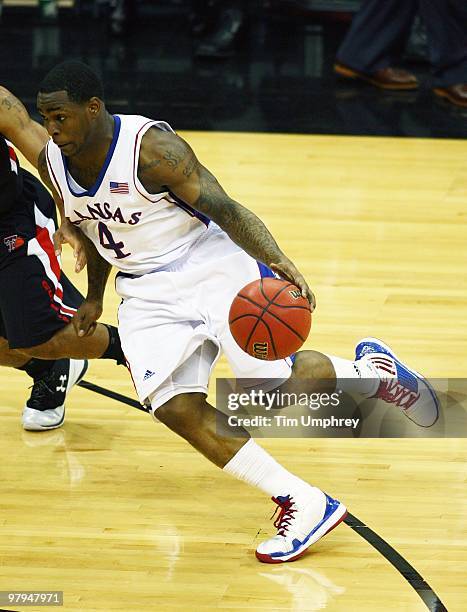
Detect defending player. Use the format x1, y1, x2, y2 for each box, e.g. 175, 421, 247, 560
36, 61, 439, 563
0, 86, 125, 431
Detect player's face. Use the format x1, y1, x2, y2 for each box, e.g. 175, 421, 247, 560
37, 90, 96, 157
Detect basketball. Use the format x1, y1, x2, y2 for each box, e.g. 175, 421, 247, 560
229, 277, 312, 360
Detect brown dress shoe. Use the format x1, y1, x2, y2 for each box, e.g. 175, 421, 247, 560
334, 62, 419, 90
433, 84, 467, 108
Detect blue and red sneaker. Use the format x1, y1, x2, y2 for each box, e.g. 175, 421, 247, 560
256, 489, 347, 564
355, 337, 439, 427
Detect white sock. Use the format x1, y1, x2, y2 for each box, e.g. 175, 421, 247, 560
326, 354, 379, 396
223, 439, 320, 500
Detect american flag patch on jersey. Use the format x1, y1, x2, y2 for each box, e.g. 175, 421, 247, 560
110, 181, 129, 194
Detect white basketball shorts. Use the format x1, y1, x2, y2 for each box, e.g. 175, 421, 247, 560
116, 223, 294, 411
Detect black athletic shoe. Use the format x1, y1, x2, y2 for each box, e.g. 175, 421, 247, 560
22, 359, 88, 431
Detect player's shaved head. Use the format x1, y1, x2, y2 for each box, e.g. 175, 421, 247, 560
39, 60, 104, 104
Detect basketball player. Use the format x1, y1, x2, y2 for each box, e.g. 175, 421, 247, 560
36, 61, 439, 563
0, 86, 125, 431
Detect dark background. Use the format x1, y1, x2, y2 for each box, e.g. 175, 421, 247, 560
1, 0, 466, 138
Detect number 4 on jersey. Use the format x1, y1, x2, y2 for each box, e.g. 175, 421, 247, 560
98, 222, 130, 259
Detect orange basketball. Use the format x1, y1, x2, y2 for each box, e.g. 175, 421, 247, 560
229, 278, 311, 360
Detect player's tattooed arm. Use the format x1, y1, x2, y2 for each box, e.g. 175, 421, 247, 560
138, 129, 315, 304
0, 87, 48, 168
138, 129, 285, 263
73, 236, 112, 337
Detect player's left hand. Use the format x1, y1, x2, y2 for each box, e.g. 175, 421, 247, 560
270, 259, 316, 311
72, 299, 103, 337
53, 219, 87, 273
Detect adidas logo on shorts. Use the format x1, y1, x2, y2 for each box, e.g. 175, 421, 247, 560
143, 370, 155, 381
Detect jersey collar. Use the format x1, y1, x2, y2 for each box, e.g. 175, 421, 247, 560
62, 115, 121, 198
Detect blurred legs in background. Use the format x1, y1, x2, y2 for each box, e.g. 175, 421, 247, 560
334, 0, 467, 106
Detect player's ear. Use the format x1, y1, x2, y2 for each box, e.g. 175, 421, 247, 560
88, 97, 101, 117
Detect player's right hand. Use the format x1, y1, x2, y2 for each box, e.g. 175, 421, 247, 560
73, 300, 103, 337
270, 259, 316, 311
53, 219, 87, 273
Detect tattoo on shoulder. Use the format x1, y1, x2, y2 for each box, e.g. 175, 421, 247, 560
163, 144, 189, 171
139, 134, 198, 191
140, 140, 190, 174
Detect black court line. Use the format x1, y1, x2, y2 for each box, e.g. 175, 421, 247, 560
77, 379, 149, 413
345, 513, 448, 611
76, 380, 448, 611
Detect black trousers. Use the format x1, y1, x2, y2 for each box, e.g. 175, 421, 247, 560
336, 0, 467, 86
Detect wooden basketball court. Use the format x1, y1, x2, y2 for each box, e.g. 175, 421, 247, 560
1, 132, 466, 611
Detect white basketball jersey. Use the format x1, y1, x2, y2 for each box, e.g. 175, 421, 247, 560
45, 115, 210, 274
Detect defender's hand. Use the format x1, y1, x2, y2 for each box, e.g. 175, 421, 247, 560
73, 300, 103, 337
53, 220, 87, 273
270, 260, 316, 311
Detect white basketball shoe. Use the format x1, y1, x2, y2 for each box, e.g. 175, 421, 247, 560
355, 337, 439, 427
256, 488, 347, 563
22, 358, 88, 431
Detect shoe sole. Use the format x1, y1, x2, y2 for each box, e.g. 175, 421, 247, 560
22, 360, 89, 431
22, 407, 67, 431
433, 88, 467, 108
357, 337, 439, 427
255, 502, 348, 564
334, 63, 419, 91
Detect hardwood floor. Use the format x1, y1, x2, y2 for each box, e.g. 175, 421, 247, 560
1, 133, 465, 611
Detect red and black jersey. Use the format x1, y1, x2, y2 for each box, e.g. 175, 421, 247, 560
0, 136, 83, 346
0, 135, 58, 270
0, 135, 23, 215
